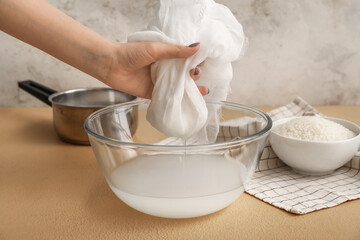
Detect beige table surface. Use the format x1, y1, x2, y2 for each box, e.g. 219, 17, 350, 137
1, 106, 360, 240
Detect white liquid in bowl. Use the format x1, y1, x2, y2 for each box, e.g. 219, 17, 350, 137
108, 154, 247, 218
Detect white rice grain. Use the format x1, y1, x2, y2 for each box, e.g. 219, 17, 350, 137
273, 116, 356, 141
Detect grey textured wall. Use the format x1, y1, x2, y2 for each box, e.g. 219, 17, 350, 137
1, 0, 359, 106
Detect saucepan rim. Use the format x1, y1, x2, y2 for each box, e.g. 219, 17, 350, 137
49, 87, 137, 108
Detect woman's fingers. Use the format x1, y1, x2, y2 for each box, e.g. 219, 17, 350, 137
197, 60, 205, 67
190, 61, 208, 96
190, 67, 201, 81
197, 85, 209, 96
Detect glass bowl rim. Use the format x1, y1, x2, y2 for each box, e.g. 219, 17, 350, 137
84, 100, 273, 149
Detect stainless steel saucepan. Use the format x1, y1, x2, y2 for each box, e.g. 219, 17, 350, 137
18, 80, 137, 145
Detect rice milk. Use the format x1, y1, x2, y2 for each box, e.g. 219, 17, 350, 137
108, 154, 247, 218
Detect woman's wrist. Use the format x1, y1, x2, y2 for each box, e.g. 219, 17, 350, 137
83, 39, 116, 84
101, 42, 124, 84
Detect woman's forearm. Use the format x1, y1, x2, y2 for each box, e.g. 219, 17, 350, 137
0, 0, 113, 81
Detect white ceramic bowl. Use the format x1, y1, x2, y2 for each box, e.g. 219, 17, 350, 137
269, 117, 360, 176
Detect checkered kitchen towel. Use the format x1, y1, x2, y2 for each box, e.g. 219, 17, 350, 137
243, 97, 360, 214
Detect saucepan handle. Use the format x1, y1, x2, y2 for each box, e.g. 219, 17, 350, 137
18, 80, 58, 106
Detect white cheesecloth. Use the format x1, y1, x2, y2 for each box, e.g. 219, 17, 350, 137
128, 0, 247, 142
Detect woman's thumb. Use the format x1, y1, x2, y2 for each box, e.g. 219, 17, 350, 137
151, 42, 200, 60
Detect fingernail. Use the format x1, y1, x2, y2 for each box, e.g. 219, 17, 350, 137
194, 67, 199, 76
188, 42, 200, 48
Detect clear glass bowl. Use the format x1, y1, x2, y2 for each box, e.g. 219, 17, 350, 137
84, 100, 272, 218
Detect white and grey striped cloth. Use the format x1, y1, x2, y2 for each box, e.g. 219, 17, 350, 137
243, 97, 360, 214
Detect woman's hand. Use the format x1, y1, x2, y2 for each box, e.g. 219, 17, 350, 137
0, 0, 207, 99
105, 41, 208, 99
